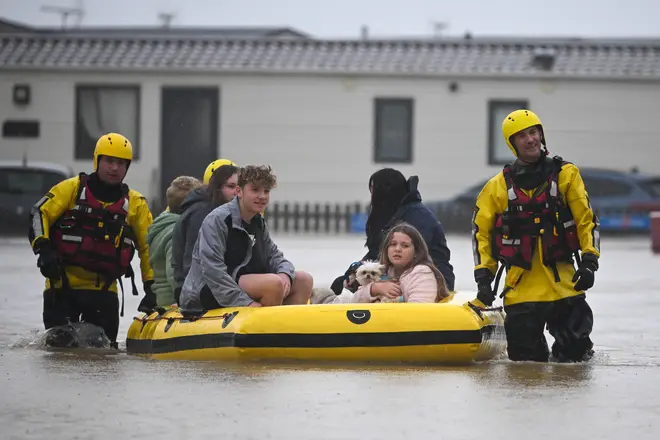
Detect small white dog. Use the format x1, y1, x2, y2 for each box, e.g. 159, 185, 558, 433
354, 260, 386, 286
310, 261, 394, 305
356, 260, 403, 303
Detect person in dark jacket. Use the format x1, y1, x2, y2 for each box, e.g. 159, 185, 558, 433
171, 164, 238, 304
331, 168, 455, 294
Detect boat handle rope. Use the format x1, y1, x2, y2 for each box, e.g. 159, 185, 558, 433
467, 303, 504, 320
134, 311, 237, 324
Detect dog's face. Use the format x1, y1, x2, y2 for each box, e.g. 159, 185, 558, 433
355, 261, 385, 286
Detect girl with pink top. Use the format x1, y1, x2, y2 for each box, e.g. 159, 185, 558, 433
353, 222, 450, 304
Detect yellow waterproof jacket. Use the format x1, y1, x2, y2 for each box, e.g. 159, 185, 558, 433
472, 162, 600, 306
30, 175, 154, 292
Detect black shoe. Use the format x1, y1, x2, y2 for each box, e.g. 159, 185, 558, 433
581, 349, 595, 362
551, 338, 594, 363
550, 348, 595, 363
45, 326, 78, 348
85, 333, 108, 348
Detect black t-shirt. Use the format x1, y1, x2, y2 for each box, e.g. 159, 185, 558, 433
236, 219, 267, 277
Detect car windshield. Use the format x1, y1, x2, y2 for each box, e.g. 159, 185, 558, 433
640, 177, 660, 198
0, 168, 68, 195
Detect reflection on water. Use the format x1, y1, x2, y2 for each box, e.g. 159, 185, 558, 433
473, 361, 595, 389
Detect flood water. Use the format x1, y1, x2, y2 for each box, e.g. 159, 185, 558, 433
2, 234, 660, 440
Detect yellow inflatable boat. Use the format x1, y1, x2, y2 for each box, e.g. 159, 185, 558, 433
126, 301, 506, 364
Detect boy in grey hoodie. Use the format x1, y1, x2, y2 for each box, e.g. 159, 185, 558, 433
180, 165, 313, 312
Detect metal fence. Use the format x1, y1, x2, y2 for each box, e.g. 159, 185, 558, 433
263, 201, 656, 235
263, 202, 368, 234
261, 201, 475, 235
2, 200, 653, 238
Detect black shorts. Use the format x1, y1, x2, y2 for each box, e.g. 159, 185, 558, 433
43, 288, 120, 343
199, 285, 222, 310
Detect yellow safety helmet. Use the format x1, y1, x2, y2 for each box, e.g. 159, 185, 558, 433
203, 158, 237, 184
501, 109, 546, 157
93, 132, 133, 170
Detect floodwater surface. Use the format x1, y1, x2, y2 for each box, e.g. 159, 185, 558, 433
2, 235, 659, 440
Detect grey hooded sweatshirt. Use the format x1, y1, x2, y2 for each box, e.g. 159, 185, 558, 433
179, 197, 296, 311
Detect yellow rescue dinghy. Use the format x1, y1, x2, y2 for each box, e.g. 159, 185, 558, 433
126, 301, 506, 364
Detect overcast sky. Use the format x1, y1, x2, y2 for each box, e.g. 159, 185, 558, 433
1, 0, 658, 39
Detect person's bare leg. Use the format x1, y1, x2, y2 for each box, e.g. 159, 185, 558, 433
284, 271, 313, 305
238, 274, 285, 306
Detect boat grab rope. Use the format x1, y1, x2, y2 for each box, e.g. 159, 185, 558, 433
133, 311, 238, 324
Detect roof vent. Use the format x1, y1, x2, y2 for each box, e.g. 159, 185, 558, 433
531, 47, 556, 71
360, 25, 369, 40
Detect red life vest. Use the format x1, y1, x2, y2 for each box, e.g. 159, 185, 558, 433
492, 157, 580, 276
50, 173, 136, 287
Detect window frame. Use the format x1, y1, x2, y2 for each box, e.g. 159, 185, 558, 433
487, 99, 530, 165
640, 177, 660, 198
373, 97, 414, 164
74, 84, 141, 161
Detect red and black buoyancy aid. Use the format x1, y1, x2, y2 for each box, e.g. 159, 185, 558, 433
50, 173, 137, 290
492, 157, 581, 280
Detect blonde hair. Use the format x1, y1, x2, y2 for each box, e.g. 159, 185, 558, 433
379, 222, 449, 301
166, 176, 202, 213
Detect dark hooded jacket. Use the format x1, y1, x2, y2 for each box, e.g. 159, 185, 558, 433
331, 175, 455, 294
170, 187, 215, 299
364, 176, 455, 291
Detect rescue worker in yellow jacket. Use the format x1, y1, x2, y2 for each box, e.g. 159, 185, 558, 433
28, 133, 155, 349
470, 109, 600, 363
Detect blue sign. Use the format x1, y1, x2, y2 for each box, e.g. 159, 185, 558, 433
350, 213, 368, 233
599, 214, 650, 231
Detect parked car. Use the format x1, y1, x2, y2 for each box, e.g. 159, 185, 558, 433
0, 160, 74, 236
426, 167, 660, 234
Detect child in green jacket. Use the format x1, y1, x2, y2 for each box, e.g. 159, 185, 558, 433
146, 176, 202, 307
